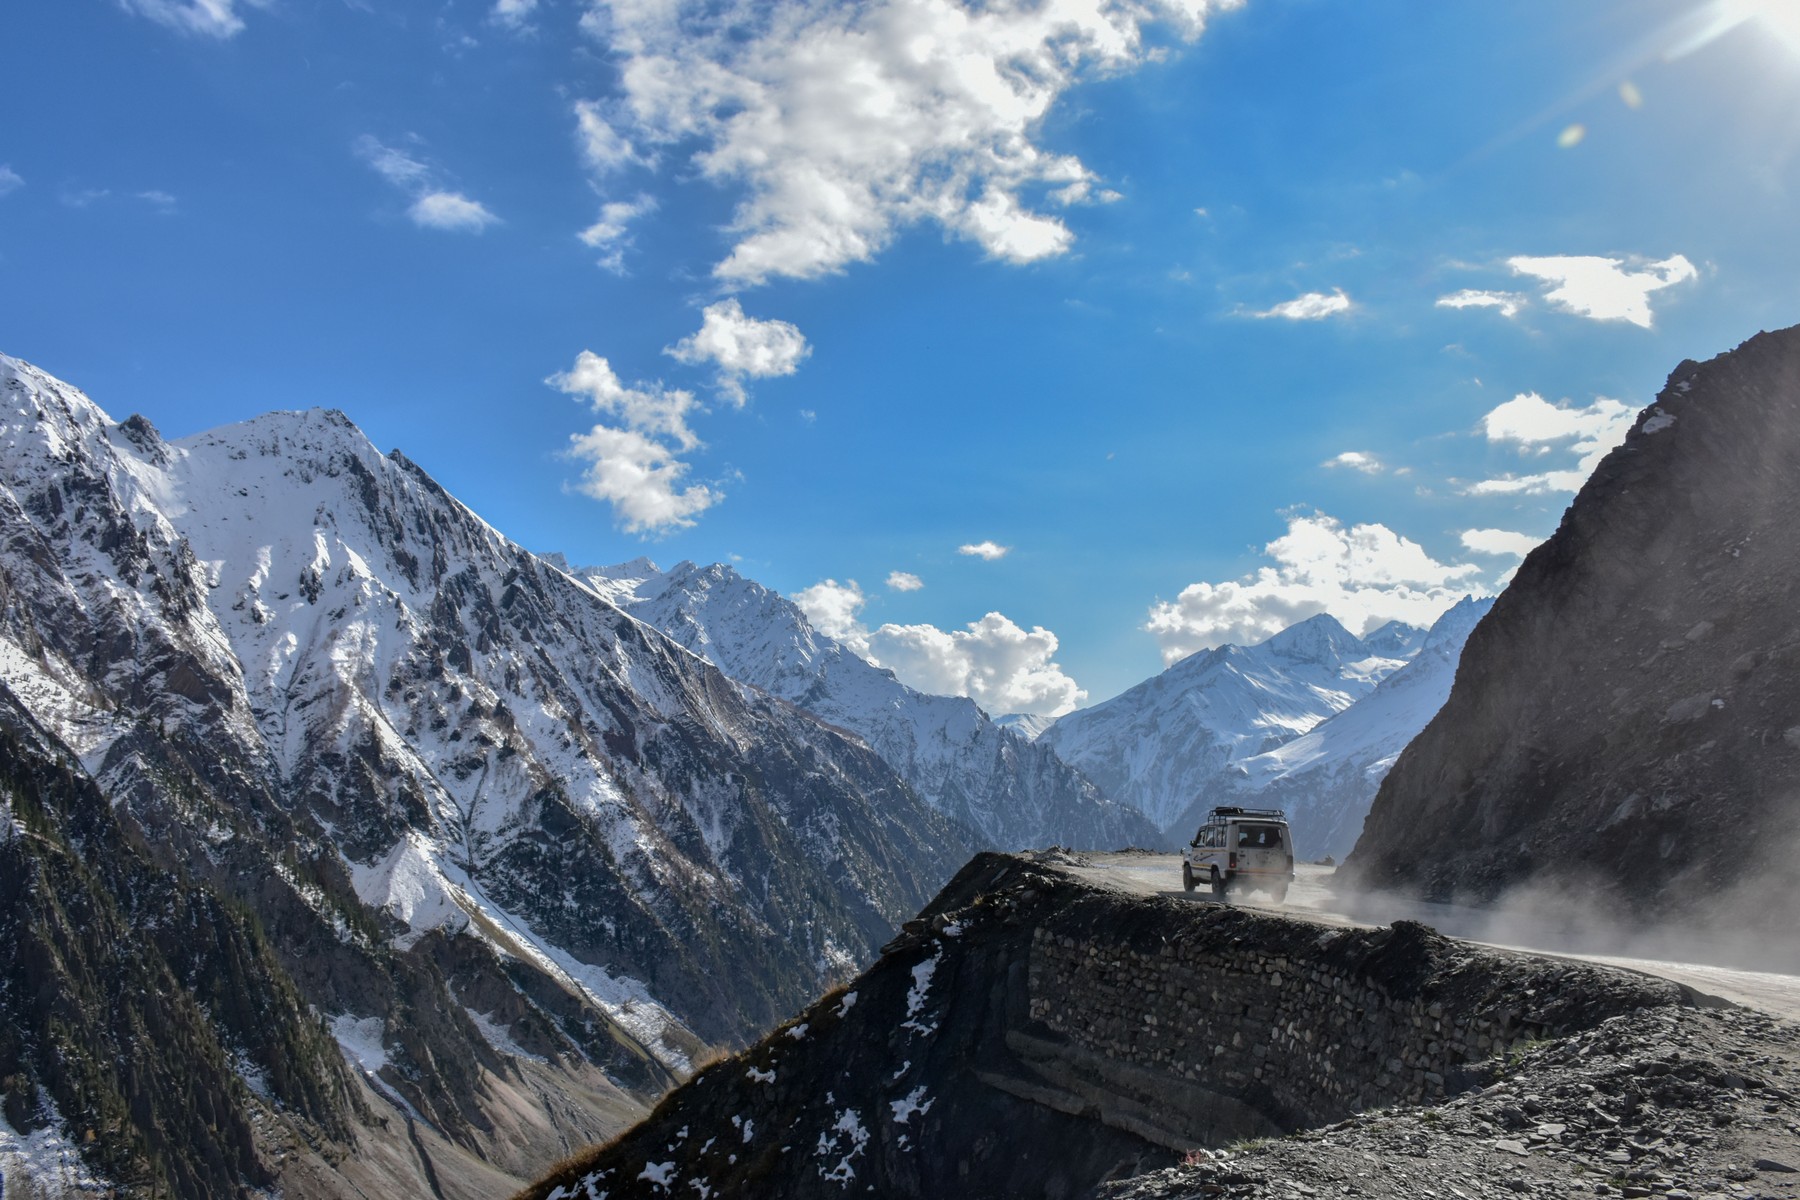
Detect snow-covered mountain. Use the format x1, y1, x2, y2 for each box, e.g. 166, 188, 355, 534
574, 558, 1158, 851
1039, 614, 1420, 838
1189, 597, 1494, 860
0, 354, 971, 1199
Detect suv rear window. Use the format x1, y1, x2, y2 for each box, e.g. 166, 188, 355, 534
1237, 824, 1283, 848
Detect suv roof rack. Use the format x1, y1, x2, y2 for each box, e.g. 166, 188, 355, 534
1207, 805, 1288, 822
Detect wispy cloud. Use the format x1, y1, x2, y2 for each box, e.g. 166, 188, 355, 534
59, 188, 111, 209
549, 352, 717, 534
886, 571, 924, 592
0, 166, 22, 198
1253, 288, 1352, 320
665, 299, 811, 404
409, 191, 500, 232
575, 0, 1242, 286
578, 194, 656, 274
958, 541, 1011, 561
490, 0, 536, 29
1464, 391, 1636, 496
1460, 528, 1542, 558
117, 0, 262, 38
1436, 288, 1526, 318
355, 135, 500, 233
1507, 253, 1696, 328
1323, 451, 1383, 474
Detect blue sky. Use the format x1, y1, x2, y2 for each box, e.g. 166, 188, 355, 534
6, 0, 1799, 714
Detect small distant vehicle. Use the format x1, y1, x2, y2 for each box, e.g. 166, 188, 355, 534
1181, 805, 1294, 903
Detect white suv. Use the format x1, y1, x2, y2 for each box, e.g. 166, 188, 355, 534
1181, 806, 1294, 902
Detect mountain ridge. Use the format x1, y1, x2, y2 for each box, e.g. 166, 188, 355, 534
578, 556, 1159, 852
0, 352, 973, 1198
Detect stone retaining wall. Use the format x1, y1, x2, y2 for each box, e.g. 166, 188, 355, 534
1027, 916, 1575, 1130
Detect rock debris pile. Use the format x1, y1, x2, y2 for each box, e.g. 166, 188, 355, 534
1106, 1006, 1800, 1200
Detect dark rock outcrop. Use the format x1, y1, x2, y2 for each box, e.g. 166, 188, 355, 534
1347, 323, 1800, 924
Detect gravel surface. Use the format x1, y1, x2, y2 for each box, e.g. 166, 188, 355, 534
1102, 1005, 1800, 1200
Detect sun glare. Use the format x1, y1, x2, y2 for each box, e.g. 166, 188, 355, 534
1712, 0, 1800, 57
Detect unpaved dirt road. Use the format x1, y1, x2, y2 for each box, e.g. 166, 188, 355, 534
1054, 852, 1800, 1020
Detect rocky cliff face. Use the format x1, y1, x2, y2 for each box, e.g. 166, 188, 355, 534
1042, 615, 1417, 838
579, 558, 1158, 851
1348, 324, 1800, 923
0, 354, 970, 1198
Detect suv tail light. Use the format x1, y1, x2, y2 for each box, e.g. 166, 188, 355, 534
1228, 852, 1237, 870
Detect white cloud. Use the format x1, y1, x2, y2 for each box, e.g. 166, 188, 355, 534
579, 194, 657, 273
869, 614, 1086, 717
1463, 472, 1586, 497
1460, 528, 1542, 558
491, 0, 536, 27
136, 189, 178, 212
409, 191, 501, 232
0, 166, 22, 197
1464, 391, 1636, 496
791, 579, 872, 653
549, 351, 700, 450
958, 541, 1010, 561
578, 0, 1241, 286
1507, 254, 1697, 328
1480, 391, 1634, 447
357, 137, 500, 233
1143, 512, 1483, 664
1436, 289, 1526, 318
1255, 288, 1351, 320
790, 581, 1084, 716
665, 299, 812, 404
551, 352, 717, 534
565, 424, 720, 534
574, 101, 644, 174
1323, 451, 1382, 474
887, 571, 924, 592
117, 0, 260, 38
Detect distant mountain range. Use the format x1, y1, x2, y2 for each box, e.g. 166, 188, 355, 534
570, 557, 1158, 852
1038, 614, 1422, 840
1204, 597, 1493, 860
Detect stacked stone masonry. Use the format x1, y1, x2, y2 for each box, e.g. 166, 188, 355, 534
1028, 922, 1567, 1129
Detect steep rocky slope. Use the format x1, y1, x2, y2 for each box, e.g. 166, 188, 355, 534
1349, 324, 1800, 924
1042, 615, 1417, 838
577, 558, 1157, 851
0, 354, 969, 1197
518, 853, 1728, 1200
1193, 597, 1492, 860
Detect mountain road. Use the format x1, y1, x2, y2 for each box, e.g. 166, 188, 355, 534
1052, 852, 1800, 1021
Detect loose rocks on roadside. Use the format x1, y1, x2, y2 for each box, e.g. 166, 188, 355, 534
1102, 1006, 1800, 1200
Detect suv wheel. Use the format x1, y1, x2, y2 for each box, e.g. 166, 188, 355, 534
1182, 861, 1196, 892
1210, 867, 1228, 899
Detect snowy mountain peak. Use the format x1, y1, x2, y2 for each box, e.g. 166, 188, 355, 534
1364, 619, 1429, 659
1209, 595, 1497, 859
1041, 610, 1417, 834
1264, 612, 1365, 665
1417, 594, 1488, 654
